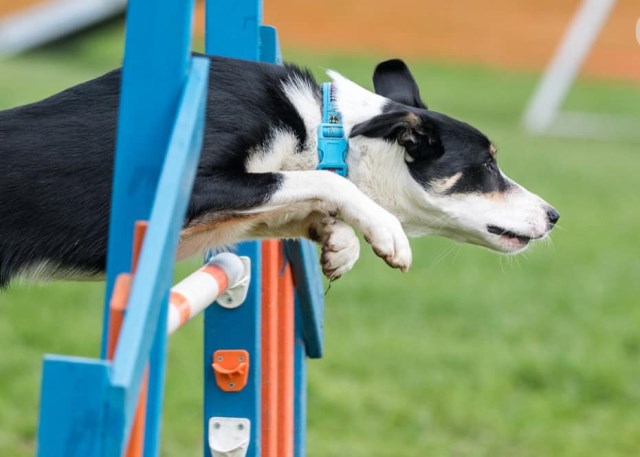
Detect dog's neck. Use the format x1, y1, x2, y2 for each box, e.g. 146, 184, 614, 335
324, 70, 389, 188
326, 70, 387, 133
322, 72, 436, 231
328, 71, 420, 226
280, 69, 424, 226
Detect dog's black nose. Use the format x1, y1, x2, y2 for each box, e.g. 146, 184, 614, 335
546, 207, 560, 228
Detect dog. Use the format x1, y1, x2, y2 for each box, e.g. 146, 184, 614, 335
0, 56, 559, 287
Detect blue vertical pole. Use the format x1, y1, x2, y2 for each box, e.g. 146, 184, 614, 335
107, 55, 209, 455
143, 291, 169, 457
204, 2, 264, 456
39, 0, 211, 455
203, 243, 262, 457
205, 0, 263, 61
103, 0, 197, 455
101, 0, 196, 355
293, 309, 308, 457
285, 240, 325, 457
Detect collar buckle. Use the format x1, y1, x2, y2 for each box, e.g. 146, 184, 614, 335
317, 83, 348, 177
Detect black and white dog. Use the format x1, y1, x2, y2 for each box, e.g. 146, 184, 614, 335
0, 56, 558, 287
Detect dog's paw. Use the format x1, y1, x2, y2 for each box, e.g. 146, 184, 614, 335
361, 210, 412, 272
317, 217, 360, 280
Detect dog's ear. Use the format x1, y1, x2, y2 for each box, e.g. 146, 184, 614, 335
350, 111, 441, 160
373, 59, 427, 109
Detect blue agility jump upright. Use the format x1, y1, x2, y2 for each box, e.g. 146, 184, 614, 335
35, 1, 324, 456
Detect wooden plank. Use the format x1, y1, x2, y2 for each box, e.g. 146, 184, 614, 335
284, 239, 325, 358
37, 356, 116, 457
277, 254, 295, 457
109, 55, 209, 440
261, 240, 280, 457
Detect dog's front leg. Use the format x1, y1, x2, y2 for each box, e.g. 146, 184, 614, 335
247, 210, 360, 279
270, 171, 412, 272
305, 214, 361, 280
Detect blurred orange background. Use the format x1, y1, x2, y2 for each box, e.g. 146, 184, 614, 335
3, 0, 638, 81
260, 0, 639, 81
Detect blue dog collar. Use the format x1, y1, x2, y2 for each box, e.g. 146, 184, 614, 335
317, 82, 348, 177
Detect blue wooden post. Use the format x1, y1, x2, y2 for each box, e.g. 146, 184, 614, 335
203, 2, 265, 456
38, 1, 209, 455
284, 240, 325, 360
285, 240, 325, 457
204, 3, 323, 455
103, 0, 201, 455
101, 0, 197, 355
293, 322, 308, 457
205, 0, 263, 61
203, 242, 263, 457
142, 291, 169, 457
108, 56, 209, 452
37, 356, 115, 457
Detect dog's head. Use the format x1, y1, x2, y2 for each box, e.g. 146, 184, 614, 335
341, 59, 559, 254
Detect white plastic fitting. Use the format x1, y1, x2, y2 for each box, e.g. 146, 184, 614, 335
208, 417, 250, 457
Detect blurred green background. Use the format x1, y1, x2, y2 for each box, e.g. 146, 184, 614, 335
1, 18, 640, 457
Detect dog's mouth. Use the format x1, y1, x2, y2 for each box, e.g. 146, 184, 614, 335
486, 224, 538, 250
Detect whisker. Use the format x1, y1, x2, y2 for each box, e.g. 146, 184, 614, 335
428, 243, 457, 270
451, 244, 462, 263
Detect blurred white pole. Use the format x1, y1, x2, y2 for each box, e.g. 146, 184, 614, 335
0, 0, 126, 56
522, 0, 617, 133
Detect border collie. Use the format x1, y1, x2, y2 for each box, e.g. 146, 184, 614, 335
0, 57, 559, 286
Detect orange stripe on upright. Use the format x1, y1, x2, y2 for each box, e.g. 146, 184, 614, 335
126, 220, 148, 457
277, 254, 295, 457
201, 264, 230, 292
261, 240, 280, 457
170, 291, 192, 326
126, 368, 148, 457
131, 221, 148, 274
107, 273, 132, 360
102, 220, 151, 456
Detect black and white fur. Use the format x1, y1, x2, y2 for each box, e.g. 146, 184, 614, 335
0, 56, 559, 287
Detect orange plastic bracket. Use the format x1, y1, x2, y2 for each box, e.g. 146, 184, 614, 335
212, 350, 250, 392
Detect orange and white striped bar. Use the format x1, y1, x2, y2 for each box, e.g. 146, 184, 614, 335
168, 253, 250, 335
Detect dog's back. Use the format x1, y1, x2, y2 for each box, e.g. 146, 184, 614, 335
0, 56, 317, 286
0, 71, 122, 284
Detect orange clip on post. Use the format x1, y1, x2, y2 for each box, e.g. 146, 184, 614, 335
212, 350, 250, 392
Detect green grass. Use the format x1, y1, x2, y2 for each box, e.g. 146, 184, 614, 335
1, 22, 640, 457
